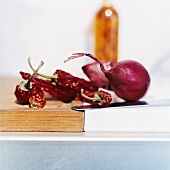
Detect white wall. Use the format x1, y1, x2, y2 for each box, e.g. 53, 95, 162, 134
1, 0, 170, 98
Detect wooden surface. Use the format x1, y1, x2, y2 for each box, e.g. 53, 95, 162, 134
0, 77, 84, 132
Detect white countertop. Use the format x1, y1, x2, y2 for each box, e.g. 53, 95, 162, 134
1, 132, 170, 141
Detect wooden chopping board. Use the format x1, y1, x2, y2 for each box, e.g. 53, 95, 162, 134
0, 77, 84, 132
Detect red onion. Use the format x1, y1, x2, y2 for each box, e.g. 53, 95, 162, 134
65, 53, 151, 101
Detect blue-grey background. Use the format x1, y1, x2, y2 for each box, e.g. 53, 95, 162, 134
1, 141, 170, 170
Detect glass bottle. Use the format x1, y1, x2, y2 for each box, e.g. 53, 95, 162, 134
94, 0, 118, 62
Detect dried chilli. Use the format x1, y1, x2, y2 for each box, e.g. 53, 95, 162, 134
20, 71, 77, 103
80, 89, 112, 106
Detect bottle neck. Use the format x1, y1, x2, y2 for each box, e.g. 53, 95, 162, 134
102, 0, 112, 7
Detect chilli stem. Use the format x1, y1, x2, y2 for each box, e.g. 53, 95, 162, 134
28, 57, 57, 80
24, 58, 44, 89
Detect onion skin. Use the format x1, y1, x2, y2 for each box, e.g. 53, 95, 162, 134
82, 61, 115, 89
65, 53, 151, 101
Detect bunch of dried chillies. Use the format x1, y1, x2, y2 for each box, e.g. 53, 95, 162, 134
14, 57, 113, 108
